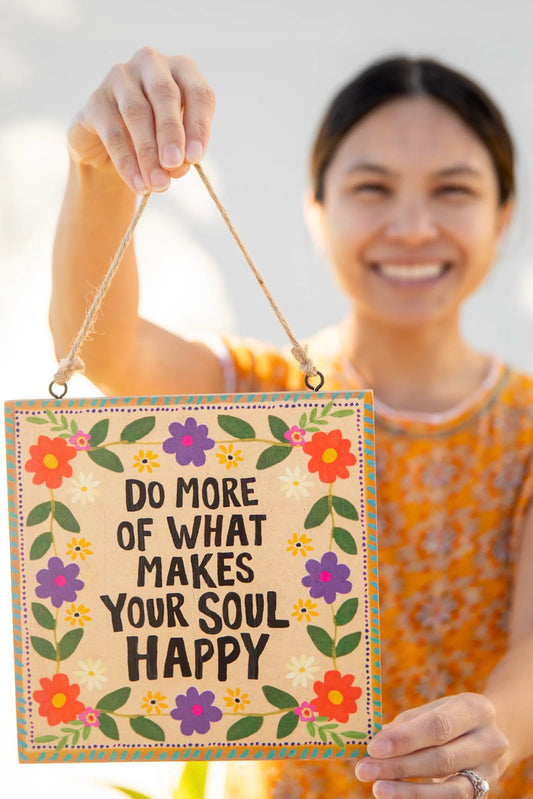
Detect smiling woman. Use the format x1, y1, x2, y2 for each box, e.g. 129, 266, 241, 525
51, 48, 533, 798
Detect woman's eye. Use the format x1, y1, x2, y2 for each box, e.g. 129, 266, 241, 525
350, 183, 390, 195
435, 184, 475, 197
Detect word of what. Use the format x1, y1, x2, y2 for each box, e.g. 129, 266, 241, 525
116, 514, 267, 552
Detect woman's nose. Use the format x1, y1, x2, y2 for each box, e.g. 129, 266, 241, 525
384, 196, 438, 246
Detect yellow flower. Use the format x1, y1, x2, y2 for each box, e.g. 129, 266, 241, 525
141, 690, 168, 715
65, 536, 93, 561
216, 444, 243, 470
223, 687, 250, 713
133, 450, 160, 474
286, 532, 314, 557
64, 603, 91, 627
292, 598, 319, 622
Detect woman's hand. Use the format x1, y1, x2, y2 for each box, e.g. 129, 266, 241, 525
355, 693, 509, 797
68, 46, 215, 194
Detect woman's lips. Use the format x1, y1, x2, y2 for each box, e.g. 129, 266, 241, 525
369, 262, 451, 282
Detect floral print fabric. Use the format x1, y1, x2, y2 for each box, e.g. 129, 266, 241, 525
220, 328, 533, 798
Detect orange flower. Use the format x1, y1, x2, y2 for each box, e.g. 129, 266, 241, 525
25, 436, 77, 489
310, 670, 362, 723
33, 673, 84, 726
64, 603, 92, 627
302, 429, 356, 483
292, 598, 319, 622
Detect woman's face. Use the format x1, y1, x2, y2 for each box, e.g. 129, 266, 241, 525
311, 96, 513, 329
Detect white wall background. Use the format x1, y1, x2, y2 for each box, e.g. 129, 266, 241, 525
2, 0, 533, 796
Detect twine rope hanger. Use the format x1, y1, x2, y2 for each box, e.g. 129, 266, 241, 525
50, 163, 324, 399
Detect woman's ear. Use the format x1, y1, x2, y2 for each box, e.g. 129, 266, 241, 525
303, 191, 328, 256
496, 197, 515, 240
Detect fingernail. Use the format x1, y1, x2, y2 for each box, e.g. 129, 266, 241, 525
161, 144, 183, 168
185, 139, 203, 163
150, 168, 170, 191
373, 782, 394, 799
355, 761, 379, 781
368, 738, 392, 757
133, 175, 148, 194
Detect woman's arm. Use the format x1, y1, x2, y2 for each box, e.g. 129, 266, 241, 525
50, 47, 225, 396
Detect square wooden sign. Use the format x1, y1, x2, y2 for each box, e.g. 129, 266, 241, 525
5, 389, 381, 763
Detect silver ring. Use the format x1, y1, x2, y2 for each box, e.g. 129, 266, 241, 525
455, 769, 490, 798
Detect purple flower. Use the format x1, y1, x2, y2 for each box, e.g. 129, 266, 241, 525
163, 417, 215, 467
35, 556, 84, 608
170, 687, 222, 735
302, 551, 352, 604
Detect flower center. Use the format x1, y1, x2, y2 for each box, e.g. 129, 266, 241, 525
320, 570, 332, 583
43, 454, 59, 469
181, 435, 194, 447
52, 692, 67, 709
191, 703, 203, 716
328, 689, 344, 706
322, 447, 338, 464
54, 575, 67, 587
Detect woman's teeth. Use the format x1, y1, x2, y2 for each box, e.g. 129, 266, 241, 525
376, 263, 447, 281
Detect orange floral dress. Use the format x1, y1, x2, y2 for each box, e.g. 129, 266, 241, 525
216, 327, 533, 799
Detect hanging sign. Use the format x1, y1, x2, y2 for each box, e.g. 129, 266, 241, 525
5, 388, 380, 763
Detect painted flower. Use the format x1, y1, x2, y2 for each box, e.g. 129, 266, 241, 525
79, 706, 100, 728
286, 654, 320, 688
35, 557, 84, 608
284, 425, 306, 446
295, 701, 317, 723
64, 602, 92, 627
142, 690, 168, 715
74, 659, 108, 691
302, 552, 352, 605
303, 429, 356, 483
65, 536, 93, 561
170, 686, 222, 735
133, 449, 160, 474
68, 472, 100, 504
223, 687, 250, 713
163, 417, 215, 467
216, 444, 244, 470
68, 430, 91, 451
287, 532, 314, 557
311, 670, 362, 723
279, 466, 313, 499
25, 435, 77, 489
33, 673, 84, 726
292, 598, 319, 622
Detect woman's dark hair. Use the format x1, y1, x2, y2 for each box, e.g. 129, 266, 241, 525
311, 56, 515, 205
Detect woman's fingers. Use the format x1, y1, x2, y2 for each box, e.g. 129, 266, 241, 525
369, 773, 491, 799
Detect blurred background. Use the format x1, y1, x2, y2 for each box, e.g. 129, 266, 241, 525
2, 0, 533, 795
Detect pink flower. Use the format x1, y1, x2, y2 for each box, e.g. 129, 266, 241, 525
69, 431, 91, 451
284, 425, 306, 446
79, 706, 100, 728
295, 701, 317, 722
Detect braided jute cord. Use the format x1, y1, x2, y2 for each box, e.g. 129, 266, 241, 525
51, 164, 322, 397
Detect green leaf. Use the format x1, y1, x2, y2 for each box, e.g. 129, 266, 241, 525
227, 715, 264, 741
32, 602, 56, 630
31, 636, 57, 661
320, 400, 334, 417
46, 409, 58, 424
341, 730, 368, 739
82, 725, 92, 741
306, 625, 335, 658
268, 415, 290, 443
262, 685, 298, 709
71, 420, 79, 434
331, 732, 345, 747
331, 495, 358, 521
96, 686, 131, 712
98, 713, 120, 740
88, 418, 109, 447
113, 789, 153, 799
310, 408, 318, 422
58, 628, 84, 660
56, 736, 69, 752
335, 598, 359, 627
306, 721, 316, 737
26, 417, 49, 425
120, 416, 156, 443
172, 762, 208, 799
27, 502, 52, 526
330, 409, 355, 418
130, 716, 165, 742
53, 501, 80, 533
30, 531, 53, 560
318, 726, 327, 743
35, 735, 59, 743
87, 448, 124, 473
217, 415, 255, 439
298, 412, 307, 428
335, 632, 361, 658
277, 710, 299, 739
256, 445, 291, 470
333, 527, 358, 554
304, 496, 330, 529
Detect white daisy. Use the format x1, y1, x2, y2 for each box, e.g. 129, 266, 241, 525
74, 658, 108, 691
279, 466, 313, 499
285, 654, 320, 688
69, 472, 100, 504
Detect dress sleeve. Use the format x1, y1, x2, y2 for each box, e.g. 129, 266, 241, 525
216, 334, 301, 393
